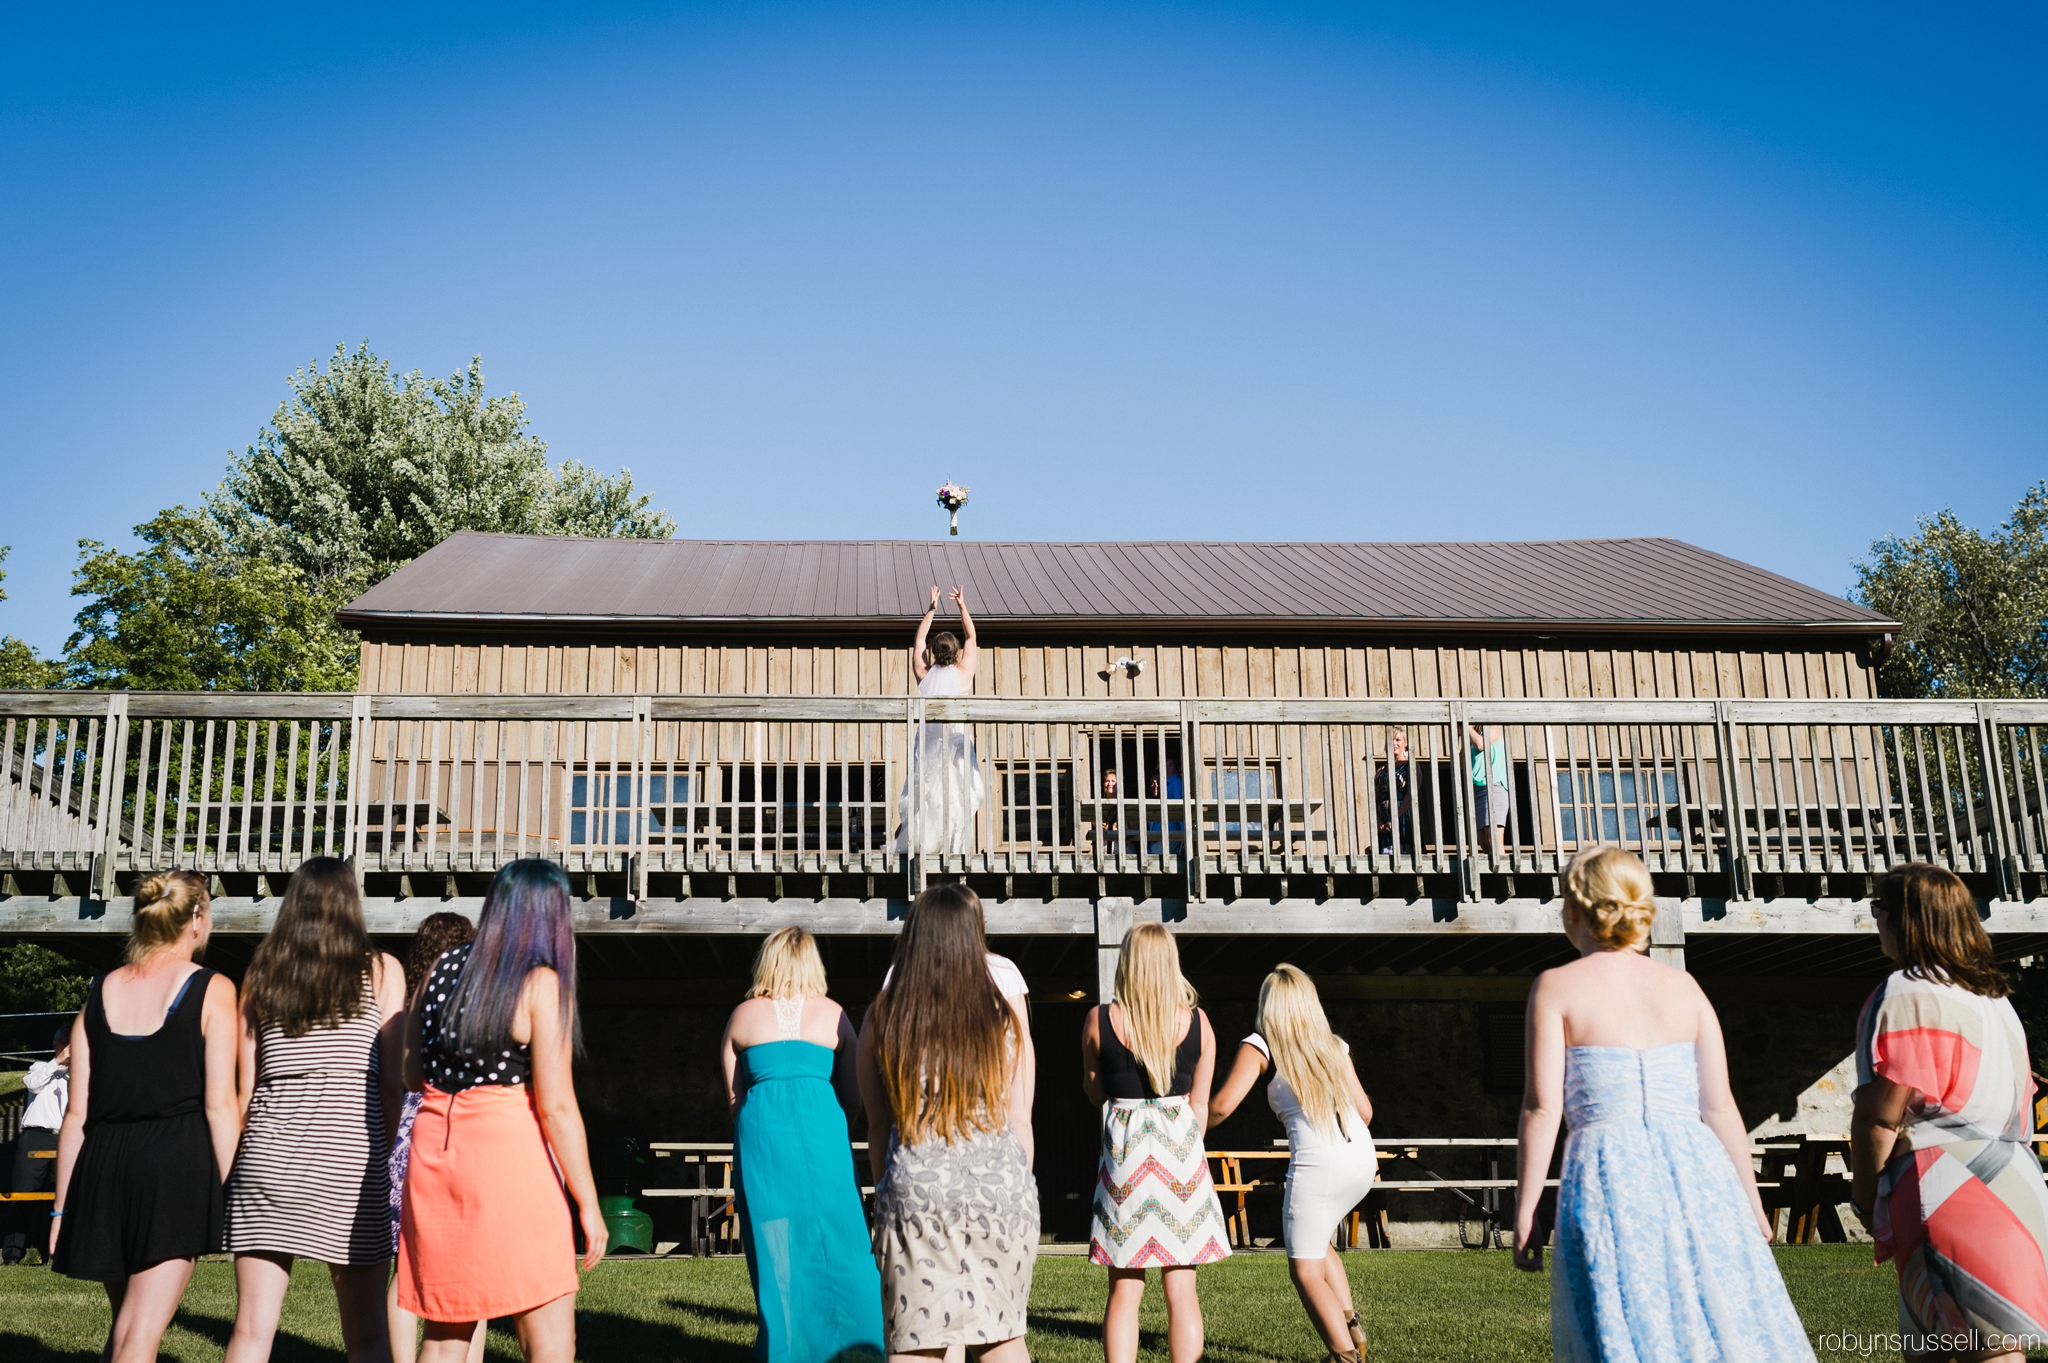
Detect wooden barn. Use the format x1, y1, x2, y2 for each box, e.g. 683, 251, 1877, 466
8, 532, 2046, 1246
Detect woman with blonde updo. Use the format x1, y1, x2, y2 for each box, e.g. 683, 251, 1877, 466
51, 870, 241, 1363
1513, 848, 1813, 1362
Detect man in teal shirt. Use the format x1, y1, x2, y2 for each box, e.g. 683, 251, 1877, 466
1469, 724, 1511, 853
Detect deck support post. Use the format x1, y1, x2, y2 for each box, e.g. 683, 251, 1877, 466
1650, 898, 1686, 971
1095, 896, 1133, 1004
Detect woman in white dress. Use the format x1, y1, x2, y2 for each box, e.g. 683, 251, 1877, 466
897, 584, 985, 855
1208, 964, 1376, 1363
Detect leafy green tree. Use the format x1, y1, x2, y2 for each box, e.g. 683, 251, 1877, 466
65, 509, 357, 691
1853, 481, 2048, 699
0, 546, 63, 690
0, 942, 91, 1014
63, 344, 674, 691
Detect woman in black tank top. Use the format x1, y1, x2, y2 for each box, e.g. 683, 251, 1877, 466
51, 870, 240, 1363
1080, 923, 1231, 1363
1095, 1002, 1204, 1099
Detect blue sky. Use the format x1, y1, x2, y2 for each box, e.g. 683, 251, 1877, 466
2, 3, 2042, 654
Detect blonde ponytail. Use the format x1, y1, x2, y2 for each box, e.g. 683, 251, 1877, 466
128, 870, 208, 965
1563, 847, 1657, 951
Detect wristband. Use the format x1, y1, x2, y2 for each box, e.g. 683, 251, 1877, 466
50, 1210, 65, 1218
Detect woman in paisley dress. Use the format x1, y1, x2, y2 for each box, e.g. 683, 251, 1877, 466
1083, 922, 1227, 1363
385, 912, 480, 1363
1852, 863, 2048, 1362
1513, 847, 1814, 1363
858, 884, 1037, 1362
721, 926, 884, 1363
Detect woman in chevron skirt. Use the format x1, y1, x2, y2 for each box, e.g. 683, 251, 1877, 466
1083, 923, 1229, 1363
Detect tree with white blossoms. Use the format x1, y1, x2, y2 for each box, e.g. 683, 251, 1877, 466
64, 343, 674, 691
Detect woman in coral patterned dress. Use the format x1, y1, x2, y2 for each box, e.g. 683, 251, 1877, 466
1853, 863, 2048, 1362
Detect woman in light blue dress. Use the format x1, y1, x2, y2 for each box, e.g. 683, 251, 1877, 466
1513, 848, 1814, 1362
720, 926, 883, 1363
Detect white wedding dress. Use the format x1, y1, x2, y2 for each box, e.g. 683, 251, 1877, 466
895, 663, 985, 854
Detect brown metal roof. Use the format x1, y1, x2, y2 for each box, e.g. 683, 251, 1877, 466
336, 532, 1895, 636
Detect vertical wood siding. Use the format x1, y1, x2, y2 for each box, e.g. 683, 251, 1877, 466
356, 638, 1877, 701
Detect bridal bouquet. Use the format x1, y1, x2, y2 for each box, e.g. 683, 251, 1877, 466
935, 480, 970, 536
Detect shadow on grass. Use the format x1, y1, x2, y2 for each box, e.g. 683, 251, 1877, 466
166, 1302, 351, 1363
657, 1296, 758, 1331
593, 1304, 753, 1363
0, 1331, 102, 1363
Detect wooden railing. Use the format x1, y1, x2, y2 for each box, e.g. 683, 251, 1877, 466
4, 692, 2046, 902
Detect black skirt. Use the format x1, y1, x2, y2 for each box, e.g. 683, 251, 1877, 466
54, 1113, 224, 1282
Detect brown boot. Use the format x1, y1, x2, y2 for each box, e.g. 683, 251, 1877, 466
1323, 1351, 1361, 1363
1346, 1310, 1368, 1358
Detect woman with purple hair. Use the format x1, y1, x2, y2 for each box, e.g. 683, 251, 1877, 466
395, 860, 607, 1363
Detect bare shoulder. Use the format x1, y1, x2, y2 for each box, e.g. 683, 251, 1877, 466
521, 966, 561, 1013
205, 971, 238, 1004
1527, 960, 1576, 999
725, 996, 776, 1042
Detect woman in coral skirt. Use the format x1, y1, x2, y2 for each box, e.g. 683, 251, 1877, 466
397, 860, 607, 1363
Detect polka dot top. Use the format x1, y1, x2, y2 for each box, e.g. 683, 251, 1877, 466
417, 943, 531, 1093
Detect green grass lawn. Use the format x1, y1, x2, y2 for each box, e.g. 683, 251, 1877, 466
0, 1246, 2006, 1362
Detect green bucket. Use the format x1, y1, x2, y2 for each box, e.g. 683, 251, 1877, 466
599, 1195, 655, 1255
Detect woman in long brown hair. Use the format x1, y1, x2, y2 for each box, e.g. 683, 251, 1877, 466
1852, 863, 2048, 1361
223, 856, 407, 1363
51, 869, 241, 1363
858, 883, 1036, 1362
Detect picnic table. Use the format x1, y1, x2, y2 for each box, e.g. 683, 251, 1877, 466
1207, 1135, 1855, 1250
623, 1132, 1862, 1256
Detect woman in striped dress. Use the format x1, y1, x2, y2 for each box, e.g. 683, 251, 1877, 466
224, 857, 407, 1363
1083, 922, 1228, 1363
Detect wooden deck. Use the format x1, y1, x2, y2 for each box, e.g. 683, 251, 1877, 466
6, 691, 2048, 939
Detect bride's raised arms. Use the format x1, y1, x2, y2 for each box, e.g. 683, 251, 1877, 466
911, 585, 940, 682
949, 586, 978, 682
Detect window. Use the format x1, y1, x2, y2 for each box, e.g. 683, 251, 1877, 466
713, 763, 889, 850
570, 773, 691, 846
1206, 764, 1280, 838
997, 761, 1075, 847
1555, 769, 1682, 842
570, 765, 888, 849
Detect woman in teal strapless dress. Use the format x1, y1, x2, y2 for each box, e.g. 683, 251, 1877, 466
721, 927, 884, 1363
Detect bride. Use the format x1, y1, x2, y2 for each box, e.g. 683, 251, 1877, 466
896, 585, 985, 854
